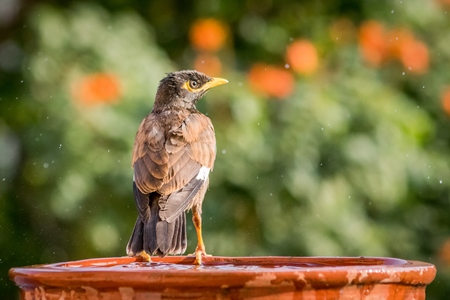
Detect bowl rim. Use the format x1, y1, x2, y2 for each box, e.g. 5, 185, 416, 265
9, 256, 437, 290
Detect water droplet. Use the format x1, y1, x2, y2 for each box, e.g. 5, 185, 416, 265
221, 149, 227, 154
43, 163, 49, 168
402, 72, 405, 75
2, 178, 5, 181
108, 150, 110, 152
59, 144, 62, 149
285, 64, 290, 69
440, 180, 443, 184
391, 9, 395, 13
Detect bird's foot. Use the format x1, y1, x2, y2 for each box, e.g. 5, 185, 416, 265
192, 246, 210, 265
137, 251, 151, 262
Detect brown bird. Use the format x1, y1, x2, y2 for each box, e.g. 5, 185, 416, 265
126, 70, 228, 265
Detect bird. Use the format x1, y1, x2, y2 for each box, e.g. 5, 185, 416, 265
126, 70, 228, 265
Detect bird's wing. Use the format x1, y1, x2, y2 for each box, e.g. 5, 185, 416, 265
158, 113, 216, 222
132, 115, 169, 195
132, 112, 216, 222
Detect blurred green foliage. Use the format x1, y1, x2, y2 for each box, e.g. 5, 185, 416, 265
1, 0, 450, 298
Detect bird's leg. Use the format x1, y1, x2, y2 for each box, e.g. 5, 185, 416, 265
192, 206, 208, 265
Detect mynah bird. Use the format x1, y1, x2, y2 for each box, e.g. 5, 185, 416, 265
126, 70, 228, 265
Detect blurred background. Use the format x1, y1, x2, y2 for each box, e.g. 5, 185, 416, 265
1, 0, 450, 298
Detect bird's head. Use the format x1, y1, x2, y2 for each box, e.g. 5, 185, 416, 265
154, 70, 228, 111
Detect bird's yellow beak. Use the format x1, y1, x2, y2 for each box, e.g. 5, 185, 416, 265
203, 77, 228, 90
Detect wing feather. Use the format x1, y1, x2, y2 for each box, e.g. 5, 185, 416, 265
158, 160, 201, 195
132, 111, 216, 222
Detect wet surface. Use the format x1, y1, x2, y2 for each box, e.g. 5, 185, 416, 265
115, 262, 313, 271
56, 256, 408, 271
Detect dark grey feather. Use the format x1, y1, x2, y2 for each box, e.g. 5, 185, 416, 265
159, 175, 206, 223
126, 216, 144, 256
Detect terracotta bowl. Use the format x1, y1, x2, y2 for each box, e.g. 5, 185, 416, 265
9, 256, 436, 299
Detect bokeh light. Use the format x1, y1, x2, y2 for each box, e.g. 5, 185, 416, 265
189, 18, 229, 52
72, 73, 122, 106
285, 39, 319, 75
248, 63, 294, 99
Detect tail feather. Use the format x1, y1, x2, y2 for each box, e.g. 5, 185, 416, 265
126, 216, 144, 256
174, 213, 187, 254
155, 218, 175, 254
142, 197, 158, 255
171, 214, 180, 253
127, 191, 187, 257
172, 213, 185, 254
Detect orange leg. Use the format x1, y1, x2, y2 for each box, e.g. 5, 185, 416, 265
192, 206, 208, 265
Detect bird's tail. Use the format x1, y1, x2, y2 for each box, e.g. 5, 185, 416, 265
126, 198, 187, 257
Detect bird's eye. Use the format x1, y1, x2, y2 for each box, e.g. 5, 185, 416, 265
189, 80, 199, 89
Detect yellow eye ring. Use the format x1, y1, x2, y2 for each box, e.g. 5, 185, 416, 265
182, 80, 201, 92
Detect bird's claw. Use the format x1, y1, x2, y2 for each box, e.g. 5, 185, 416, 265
194, 250, 207, 265
189, 246, 210, 265
137, 251, 151, 262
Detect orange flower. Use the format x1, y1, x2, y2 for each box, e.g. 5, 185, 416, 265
386, 27, 429, 74
441, 87, 450, 116
189, 18, 228, 52
72, 73, 121, 106
194, 53, 222, 76
398, 38, 429, 74
386, 28, 414, 59
358, 21, 388, 67
285, 39, 319, 75
248, 64, 294, 99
